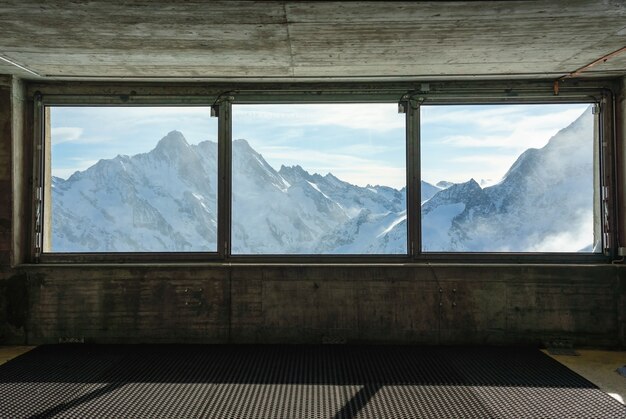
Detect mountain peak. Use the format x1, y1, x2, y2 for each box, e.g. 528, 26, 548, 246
423, 178, 483, 209
155, 130, 189, 154
467, 178, 480, 187
233, 138, 252, 150
278, 164, 310, 184
279, 164, 306, 173
436, 180, 454, 189
451, 178, 482, 195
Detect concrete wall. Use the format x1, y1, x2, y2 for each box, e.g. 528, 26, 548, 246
9, 264, 621, 347
0, 75, 27, 342
0, 76, 625, 348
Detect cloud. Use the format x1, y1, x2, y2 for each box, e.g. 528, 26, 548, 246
51, 127, 83, 144
438, 128, 572, 150
52, 158, 99, 180
422, 105, 589, 149
420, 104, 591, 183
67, 106, 211, 121
527, 212, 594, 252
446, 155, 516, 182
448, 155, 504, 164
334, 143, 403, 155
235, 103, 404, 132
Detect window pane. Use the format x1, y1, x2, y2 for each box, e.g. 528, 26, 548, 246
231, 103, 407, 255
420, 104, 600, 253
46, 106, 218, 252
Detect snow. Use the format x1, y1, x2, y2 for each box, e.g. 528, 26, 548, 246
421, 203, 465, 251
306, 181, 331, 200
421, 106, 598, 253
51, 107, 598, 254
377, 211, 407, 238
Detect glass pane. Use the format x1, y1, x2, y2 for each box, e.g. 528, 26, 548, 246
46, 106, 218, 252
231, 103, 407, 255
420, 103, 600, 253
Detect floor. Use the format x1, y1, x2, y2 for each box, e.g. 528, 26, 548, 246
0, 345, 624, 418
543, 349, 626, 405
0, 346, 33, 366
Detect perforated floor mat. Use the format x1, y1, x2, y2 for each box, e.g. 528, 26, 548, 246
0, 345, 624, 418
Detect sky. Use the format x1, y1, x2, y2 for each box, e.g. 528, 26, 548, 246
50, 102, 590, 189
420, 103, 590, 186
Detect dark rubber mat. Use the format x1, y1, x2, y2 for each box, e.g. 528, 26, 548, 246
0, 345, 624, 418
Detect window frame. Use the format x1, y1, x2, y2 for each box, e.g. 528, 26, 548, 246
416, 99, 606, 261
34, 96, 226, 263
29, 83, 616, 264
227, 94, 414, 260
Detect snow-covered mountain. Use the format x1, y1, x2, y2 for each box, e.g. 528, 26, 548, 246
420, 106, 597, 252
51, 134, 418, 254
51, 107, 596, 254
52, 131, 219, 252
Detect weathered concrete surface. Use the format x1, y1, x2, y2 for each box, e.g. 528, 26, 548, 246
1, 264, 617, 348
11, 76, 26, 267
0, 76, 13, 269
0, 75, 27, 343
24, 267, 230, 344
0, 273, 27, 342
0, 1, 625, 81
618, 266, 626, 347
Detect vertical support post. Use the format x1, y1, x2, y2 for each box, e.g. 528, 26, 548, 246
217, 97, 233, 259
42, 107, 51, 252
406, 98, 421, 258
592, 103, 601, 253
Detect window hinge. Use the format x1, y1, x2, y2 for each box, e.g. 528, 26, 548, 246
34, 235, 41, 261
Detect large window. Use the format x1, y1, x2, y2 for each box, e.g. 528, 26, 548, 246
420, 104, 601, 253
35, 90, 610, 261
231, 104, 407, 255
44, 106, 218, 253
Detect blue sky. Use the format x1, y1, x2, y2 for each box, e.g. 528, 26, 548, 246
421, 103, 590, 185
50, 103, 589, 189
50, 106, 216, 179
232, 104, 406, 188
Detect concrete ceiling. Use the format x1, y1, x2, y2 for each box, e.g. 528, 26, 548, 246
0, 1, 625, 82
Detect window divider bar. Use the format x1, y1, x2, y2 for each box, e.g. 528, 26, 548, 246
406, 101, 421, 258
218, 98, 233, 259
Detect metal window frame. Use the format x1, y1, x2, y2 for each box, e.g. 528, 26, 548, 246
227, 94, 412, 261
28, 80, 617, 264
415, 98, 608, 263
34, 96, 225, 263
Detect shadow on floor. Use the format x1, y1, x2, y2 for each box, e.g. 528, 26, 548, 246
0, 345, 624, 418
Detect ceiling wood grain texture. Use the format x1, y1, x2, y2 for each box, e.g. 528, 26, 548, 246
0, 0, 624, 81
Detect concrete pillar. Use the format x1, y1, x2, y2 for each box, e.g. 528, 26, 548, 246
0, 74, 28, 344
0, 76, 14, 268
